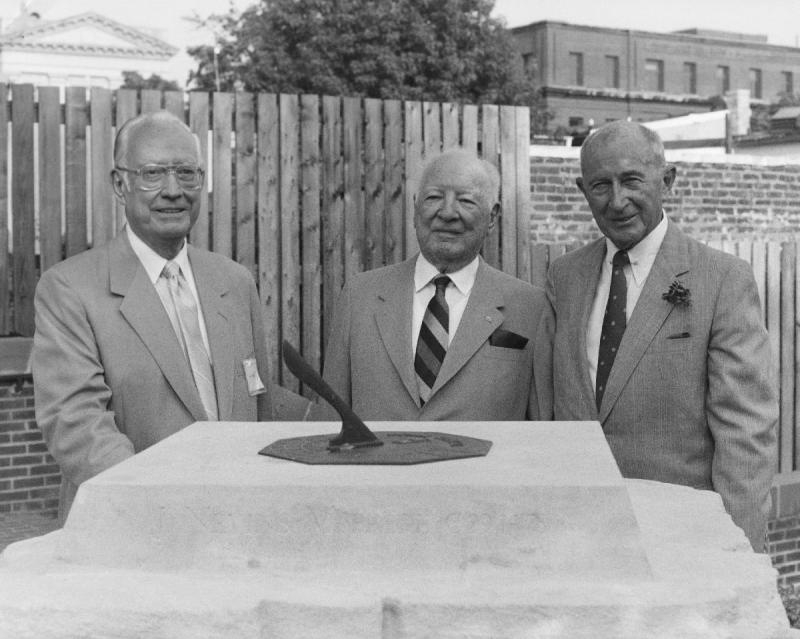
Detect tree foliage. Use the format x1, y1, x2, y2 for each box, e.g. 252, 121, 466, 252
120, 71, 180, 91
188, 0, 543, 111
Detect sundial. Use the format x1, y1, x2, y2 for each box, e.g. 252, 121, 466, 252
259, 341, 492, 465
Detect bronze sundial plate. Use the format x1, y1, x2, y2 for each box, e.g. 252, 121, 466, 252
259, 431, 492, 465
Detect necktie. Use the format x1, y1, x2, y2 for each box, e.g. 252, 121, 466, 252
415, 275, 451, 405
162, 262, 219, 420
596, 250, 629, 411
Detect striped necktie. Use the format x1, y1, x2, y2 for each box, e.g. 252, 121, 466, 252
596, 250, 629, 411
162, 261, 219, 420
415, 275, 451, 405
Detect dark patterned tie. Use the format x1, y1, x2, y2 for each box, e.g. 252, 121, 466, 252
415, 275, 451, 405
596, 250, 629, 411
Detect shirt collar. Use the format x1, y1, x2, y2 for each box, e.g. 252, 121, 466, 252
414, 253, 479, 296
126, 223, 190, 285
603, 213, 669, 286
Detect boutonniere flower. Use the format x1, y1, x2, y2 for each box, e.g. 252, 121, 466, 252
662, 280, 691, 307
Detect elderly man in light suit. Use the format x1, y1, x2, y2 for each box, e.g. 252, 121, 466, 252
32, 111, 273, 521
323, 149, 552, 421
547, 120, 777, 551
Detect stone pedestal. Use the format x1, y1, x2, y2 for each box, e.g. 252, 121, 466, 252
0, 421, 793, 638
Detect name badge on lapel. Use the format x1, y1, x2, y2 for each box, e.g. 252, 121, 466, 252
242, 358, 266, 396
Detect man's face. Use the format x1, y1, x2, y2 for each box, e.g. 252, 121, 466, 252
112, 122, 202, 258
414, 156, 497, 273
577, 130, 675, 250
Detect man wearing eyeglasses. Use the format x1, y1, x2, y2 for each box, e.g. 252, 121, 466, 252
31, 111, 274, 521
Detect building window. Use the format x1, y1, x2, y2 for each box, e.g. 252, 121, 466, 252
605, 55, 620, 89
683, 62, 697, 94
569, 52, 584, 86
644, 59, 664, 92
717, 65, 730, 94
749, 68, 762, 98
568, 116, 584, 128
521, 53, 535, 74
783, 71, 794, 95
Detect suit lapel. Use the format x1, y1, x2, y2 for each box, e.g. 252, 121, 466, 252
189, 247, 234, 420
599, 223, 690, 422
570, 239, 606, 410
432, 260, 503, 396
374, 258, 419, 405
112, 233, 207, 422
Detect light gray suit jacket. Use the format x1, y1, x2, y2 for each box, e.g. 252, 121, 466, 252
548, 221, 778, 550
32, 232, 274, 520
322, 256, 553, 421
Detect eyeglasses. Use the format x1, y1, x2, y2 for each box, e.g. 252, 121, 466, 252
115, 164, 204, 191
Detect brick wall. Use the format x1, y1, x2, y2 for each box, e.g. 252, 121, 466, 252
0, 380, 60, 515
769, 472, 800, 585
529, 149, 800, 244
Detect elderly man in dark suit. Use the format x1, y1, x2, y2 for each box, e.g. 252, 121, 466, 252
32, 111, 273, 521
323, 148, 552, 421
548, 120, 777, 550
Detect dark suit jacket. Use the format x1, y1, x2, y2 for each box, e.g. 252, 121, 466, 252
548, 221, 778, 550
322, 256, 553, 421
32, 232, 274, 520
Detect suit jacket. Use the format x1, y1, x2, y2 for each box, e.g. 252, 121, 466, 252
322, 256, 553, 421
548, 221, 777, 550
32, 232, 274, 520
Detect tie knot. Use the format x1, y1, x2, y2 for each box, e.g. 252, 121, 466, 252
162, 261, 180, 280
433, 275, 450, 295
612, 250, 630, 267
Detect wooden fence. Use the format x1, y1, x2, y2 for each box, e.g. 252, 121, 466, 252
0, 85, 531, 391
532, 239, 798, 475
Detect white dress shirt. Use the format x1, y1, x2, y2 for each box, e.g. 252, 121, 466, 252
125, 224, 212, 358
412, 254, 479, 353
586, 214, 669, 389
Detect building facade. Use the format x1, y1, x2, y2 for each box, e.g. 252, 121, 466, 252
0, 11, 177, 89
512, 21, 800, 133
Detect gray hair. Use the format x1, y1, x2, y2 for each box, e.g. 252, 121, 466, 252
580, 120, 666, 169
114, 110, 201, 167
420, 148, 500, 207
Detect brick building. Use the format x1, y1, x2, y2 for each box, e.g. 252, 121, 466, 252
512, 21, 800, 133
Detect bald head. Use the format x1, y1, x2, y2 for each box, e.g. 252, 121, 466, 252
114, 111, 201, 168
580, 120, 666, 173
420, 149, 500, 210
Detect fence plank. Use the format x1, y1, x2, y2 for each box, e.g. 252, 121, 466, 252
188, 92, 210, 250
343, 97, 364, 280
364, 98, 384, 271
0, 228, 7, 334
212, 92, 233, 257
256, 93, 281, 385
499, 105, 518, 275
515, 106, 531, 282
481, 105, 500, 269
163, 91, 184, 119
140, 89, 161, 113
529, 243, 550, 290
423, 101, 441, 161
321, 96, 343, 355
11, 84, 35, 335
781, 242, 796, 473
795, 245, 800, 470
461, 104, 478, 153
114, 89, 138, 232
280, 93, 300, 390
90, 88, 114, 246
767, 243, 782, 468
38, 86, 62, 273
300, 94, 322, 381
404, 101, 422, 259
383, 99, 404, 265
235, 92, 256, 275
752, 241, 767, 320
64, 87, 88, 257
441, 102, 459, 150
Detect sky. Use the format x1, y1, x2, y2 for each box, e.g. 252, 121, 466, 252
0, 0, 798, 85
